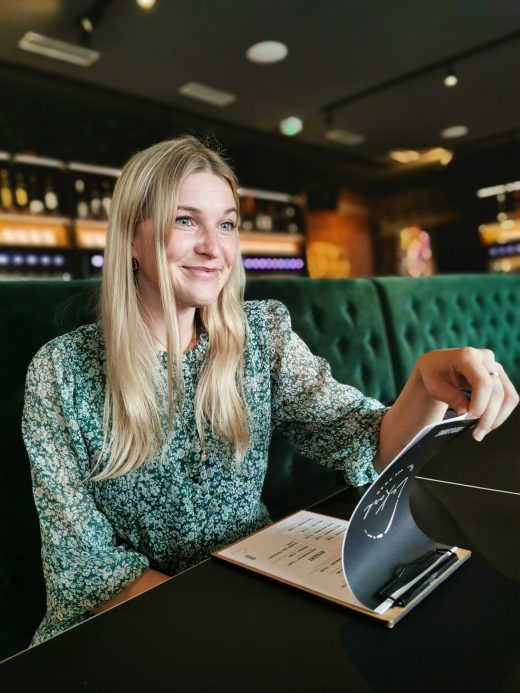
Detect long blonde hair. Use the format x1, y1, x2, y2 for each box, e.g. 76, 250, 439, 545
95, 136, 248, 480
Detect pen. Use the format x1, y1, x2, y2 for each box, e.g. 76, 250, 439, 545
396, 552, 458, 606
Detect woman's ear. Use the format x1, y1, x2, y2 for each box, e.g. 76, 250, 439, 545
131, 221, 144, 260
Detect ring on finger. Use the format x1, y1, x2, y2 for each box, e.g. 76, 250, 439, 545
488, 361, 501, 377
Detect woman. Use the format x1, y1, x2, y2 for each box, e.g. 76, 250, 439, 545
23, 136, 518, 645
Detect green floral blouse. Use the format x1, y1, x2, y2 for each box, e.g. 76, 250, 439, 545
22, 300, 386, 645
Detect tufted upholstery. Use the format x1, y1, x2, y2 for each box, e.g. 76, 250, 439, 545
374, 275, 520, 391
1, 274, 519, 659
245, 279, 396, 404
0, 281, 99, 661
245, 278, 396, 522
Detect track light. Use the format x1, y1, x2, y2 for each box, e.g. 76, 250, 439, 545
80, 17, 94, 33
324, 111, 334, 128
444, 65, 458, 87
78, 1, 112, 37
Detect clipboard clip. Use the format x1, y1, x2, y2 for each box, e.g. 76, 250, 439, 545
377, 548, 458, 606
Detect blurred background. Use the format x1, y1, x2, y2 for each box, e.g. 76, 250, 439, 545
0, 0, 518, 281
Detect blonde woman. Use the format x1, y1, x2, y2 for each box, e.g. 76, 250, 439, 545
23, 136, 518, 644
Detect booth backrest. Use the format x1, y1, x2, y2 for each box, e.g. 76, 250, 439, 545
245, 278, 397, 522
1, 280, 99, 660
374, 275, 520, 391
245, 278, 397, 404
1, 274, 519, 659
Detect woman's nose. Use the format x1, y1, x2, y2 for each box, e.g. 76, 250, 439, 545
195, 226, 221, 257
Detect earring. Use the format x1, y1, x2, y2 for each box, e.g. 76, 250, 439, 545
131, 257, 139, 271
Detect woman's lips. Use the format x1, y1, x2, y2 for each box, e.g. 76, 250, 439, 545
182, 266, 221, 277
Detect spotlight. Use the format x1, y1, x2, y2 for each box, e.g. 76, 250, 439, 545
80, 17, 94, 33
444, 65, 458, 87
78, 1, 112, 38
279, 117, 303, 136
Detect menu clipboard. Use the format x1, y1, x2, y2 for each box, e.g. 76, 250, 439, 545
214, 415, 477, 627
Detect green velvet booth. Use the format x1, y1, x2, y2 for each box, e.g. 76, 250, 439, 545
1, 274, 519, 660
244, 279, 396, 522
373, 275, 520, 391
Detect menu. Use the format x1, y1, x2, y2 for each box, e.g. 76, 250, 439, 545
214, 415, 476, 626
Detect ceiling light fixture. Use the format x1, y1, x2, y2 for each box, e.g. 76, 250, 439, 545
389, 150, 420, 164
476, 181, 520, 198
444, 65, 458, 87
325, 129, 365, 146
136, 0, 156, 8
440, 125, 469, 139
389, 148, 453, 166
246, 41, 288, 64
80, 17, 94, 33
77, 0, 114, 47
324, 111, 334, 128
279, 117, 303, 136
178, 81, 236, 107
18, 31, 100, 67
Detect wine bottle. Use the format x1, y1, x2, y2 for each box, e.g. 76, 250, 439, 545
284, 204, 300, 233
44, 177, 59, 214
101, 179, 112, 219
75, 178, 89, 219
0, 169, 13, 212
240, 196, 255, 232
15, 172, 29, 210
90, 188, 102, 219
28, 175, 45, 214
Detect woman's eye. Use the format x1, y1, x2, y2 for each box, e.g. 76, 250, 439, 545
175, 215, 194, 226
220, 221, 237, 232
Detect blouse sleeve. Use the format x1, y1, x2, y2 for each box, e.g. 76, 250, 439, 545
267, 300, 388, 487
22, 339, 150, 644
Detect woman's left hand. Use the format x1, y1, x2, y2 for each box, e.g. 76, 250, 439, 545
416, 347, 519, 441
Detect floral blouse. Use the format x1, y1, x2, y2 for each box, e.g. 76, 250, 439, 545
22, 300, 386, 645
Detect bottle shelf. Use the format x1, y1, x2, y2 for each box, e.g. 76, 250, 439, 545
0, 212, 71, 248
239, 231, 304, 256
0, 153, 308, 278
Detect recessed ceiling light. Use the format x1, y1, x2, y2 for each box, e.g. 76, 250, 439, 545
279, 117, 303, 136
440, 125, 469, 139
389, 148, 453, 166
136, 0, 156, 8
389, 149, 420, 164
18, 31, 100, 67
325, 129, 365, 146
178, 81, 236, 107
246, 41, 288, 64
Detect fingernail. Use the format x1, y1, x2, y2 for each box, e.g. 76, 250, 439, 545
473, 428, 487, 442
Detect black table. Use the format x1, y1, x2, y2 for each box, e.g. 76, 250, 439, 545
1, 411, 519, 693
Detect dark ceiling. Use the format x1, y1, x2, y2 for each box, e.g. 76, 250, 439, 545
0, 0, 519, 182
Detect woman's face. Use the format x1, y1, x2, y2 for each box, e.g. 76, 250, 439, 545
132, 170, 239, 313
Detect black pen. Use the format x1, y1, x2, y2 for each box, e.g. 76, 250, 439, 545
396, 552, 458, 607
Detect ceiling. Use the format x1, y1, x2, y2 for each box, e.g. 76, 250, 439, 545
0, 0, 519, 178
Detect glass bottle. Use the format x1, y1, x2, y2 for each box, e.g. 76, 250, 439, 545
44, 177, 59, 214
28, 174, 45, 214
14, 172, 29, 211
0, 169, 13, 212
